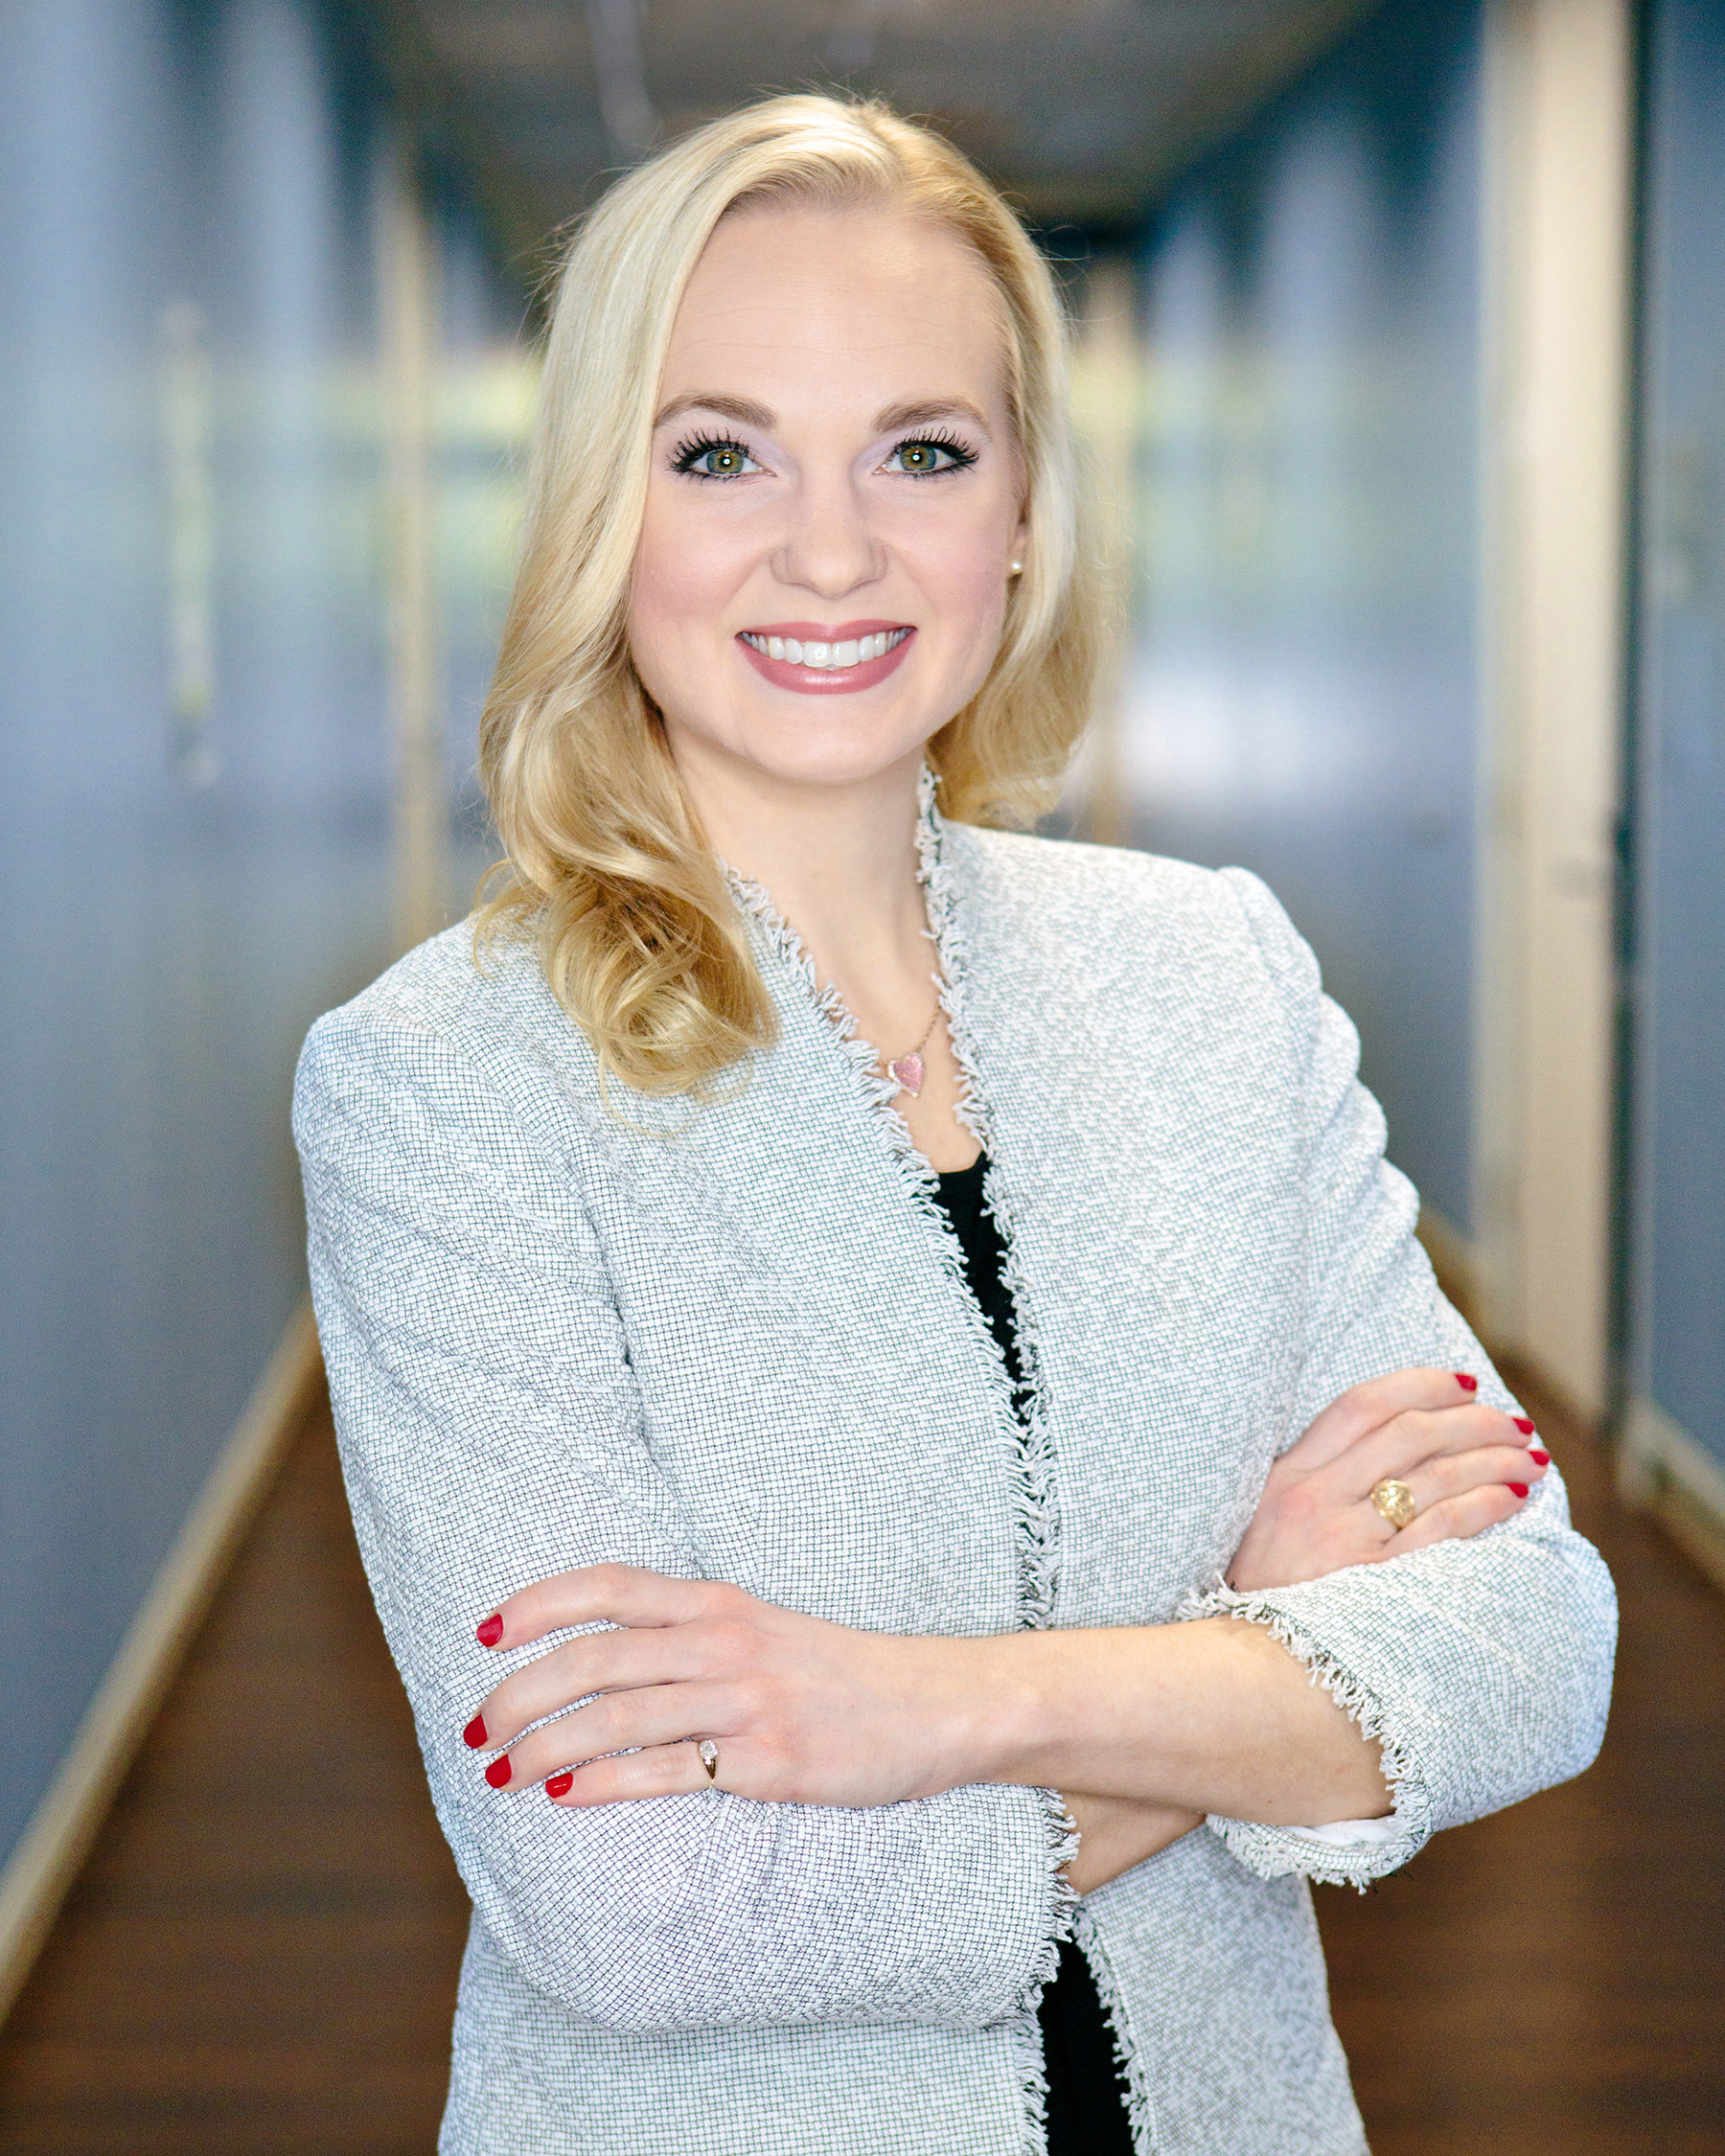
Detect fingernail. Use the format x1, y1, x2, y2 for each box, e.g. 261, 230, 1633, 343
545, 1772, 574, 1799
1455, 1372, 1478, 1391
1513, 1416, 1535, 1435
1529, 1449, 1550, 1466
476, 1613, 504, 1648
1507, 1482, 1530, 1499
484, 1755, 512, 1789
462, 1714, 488, 1750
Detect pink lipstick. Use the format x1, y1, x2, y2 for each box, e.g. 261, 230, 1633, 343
736, 619, 914, 695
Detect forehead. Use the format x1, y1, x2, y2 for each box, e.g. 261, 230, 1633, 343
661, 198, 1010, 416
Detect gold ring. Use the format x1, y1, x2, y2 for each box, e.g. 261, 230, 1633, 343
1370, 1478, 1417, 1531
697, 1739, 719, 1782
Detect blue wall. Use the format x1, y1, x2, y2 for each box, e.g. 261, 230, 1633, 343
1123, 0, 1485, 1234
0, 0, 526, 1871
435, 201, 534, 896
1632, 0, 1725, 1474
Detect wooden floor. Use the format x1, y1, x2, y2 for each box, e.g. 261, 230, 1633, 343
1319, 1362, 1725, 2156
0, 1402, 470, 2156
0, 1377, 1719, 2153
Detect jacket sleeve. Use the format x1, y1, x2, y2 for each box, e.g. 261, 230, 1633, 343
1191, 868, 1618, 1889
292, 998, 1069, 2033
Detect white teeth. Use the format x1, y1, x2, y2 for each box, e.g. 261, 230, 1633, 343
743, 627, 909, 667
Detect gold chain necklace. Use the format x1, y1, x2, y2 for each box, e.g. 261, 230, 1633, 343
886, 1002, 941, 1099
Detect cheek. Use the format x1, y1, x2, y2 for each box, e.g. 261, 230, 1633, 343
953, 547, 1012, 637
631, 499, 701, 647
630, 491, 750, 660
917, 529, 1011, 663
891, 493, 1016, 645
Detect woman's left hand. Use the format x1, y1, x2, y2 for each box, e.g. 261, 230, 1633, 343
1227, 1367, 1547, 1593
464, 1361, 1536, 1843
1063, 1792, 1203, 1892
466, 1564, 994, 1808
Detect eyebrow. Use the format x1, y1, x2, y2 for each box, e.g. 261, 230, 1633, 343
654, 392, 776, 432
652, 391, 994, 438
871, 397, 993, 438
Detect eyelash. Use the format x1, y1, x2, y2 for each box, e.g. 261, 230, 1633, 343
670, 433, 757, 479
886, 429, 978, 476
667, 427, 981, 480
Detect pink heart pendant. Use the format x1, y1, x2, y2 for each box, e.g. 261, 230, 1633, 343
887, 1051, 925, 1098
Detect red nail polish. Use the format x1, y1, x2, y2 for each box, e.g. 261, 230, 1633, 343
1513, 1416, 1535, 1435
476, 1614, 504, 1648
1455, 1372, 1478, 1391
462, 1714, 488, 1750
484, 1755, 512, 1789
1507, 1482, 1530, 1499
1529, 1448, 1550, 1465
545, 1772, 573, 1799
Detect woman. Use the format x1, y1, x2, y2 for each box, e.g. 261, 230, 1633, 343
295, 96, 1615, 2156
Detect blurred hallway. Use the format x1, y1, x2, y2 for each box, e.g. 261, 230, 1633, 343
4, 0, 1724, 2145
0, 1369, 1719, 2155
1324, 1358, 1725, 2154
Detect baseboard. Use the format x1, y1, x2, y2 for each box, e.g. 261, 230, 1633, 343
0, 1298, 325, 2028
1620, 1395, 1725, 1595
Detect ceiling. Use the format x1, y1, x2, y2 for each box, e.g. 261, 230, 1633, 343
367, 0, 1380, 267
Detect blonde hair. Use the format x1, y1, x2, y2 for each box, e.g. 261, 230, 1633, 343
478, 93, 1102, 1093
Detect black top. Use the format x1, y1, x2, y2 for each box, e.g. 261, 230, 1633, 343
930, 1156, 1135, 2156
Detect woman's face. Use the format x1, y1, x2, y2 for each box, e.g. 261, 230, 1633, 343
629, 199, 1027, 796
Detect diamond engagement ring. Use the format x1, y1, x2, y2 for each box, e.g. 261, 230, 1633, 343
698, 1739, 719, 1781
1370, 1478, 1417, 1530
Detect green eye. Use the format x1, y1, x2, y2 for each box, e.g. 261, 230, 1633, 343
671, 434, 758, 479
888, 434, 978, 476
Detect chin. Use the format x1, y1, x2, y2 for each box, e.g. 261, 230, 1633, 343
735, 716, 936, 792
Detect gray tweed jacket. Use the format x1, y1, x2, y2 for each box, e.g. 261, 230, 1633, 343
293, 799, 1615, 2156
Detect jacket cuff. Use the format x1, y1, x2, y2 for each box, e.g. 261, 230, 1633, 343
1180, 1577, 1432, 1890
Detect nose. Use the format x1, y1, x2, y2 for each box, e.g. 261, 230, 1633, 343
771, 467, 886, 600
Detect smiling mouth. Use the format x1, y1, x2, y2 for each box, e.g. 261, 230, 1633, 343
739, 627, 911, 670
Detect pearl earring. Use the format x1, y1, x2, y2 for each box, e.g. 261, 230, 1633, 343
1008, 559, 1024, 576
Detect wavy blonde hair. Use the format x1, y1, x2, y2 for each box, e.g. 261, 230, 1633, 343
478, 93, 1102, 1093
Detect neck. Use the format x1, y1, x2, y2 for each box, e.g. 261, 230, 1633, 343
669, 737, 932, 998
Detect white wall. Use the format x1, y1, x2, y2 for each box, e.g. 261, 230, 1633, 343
1474, 0, 1634, 1415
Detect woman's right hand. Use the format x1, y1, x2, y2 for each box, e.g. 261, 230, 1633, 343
1227, 1367, 1548, 1594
